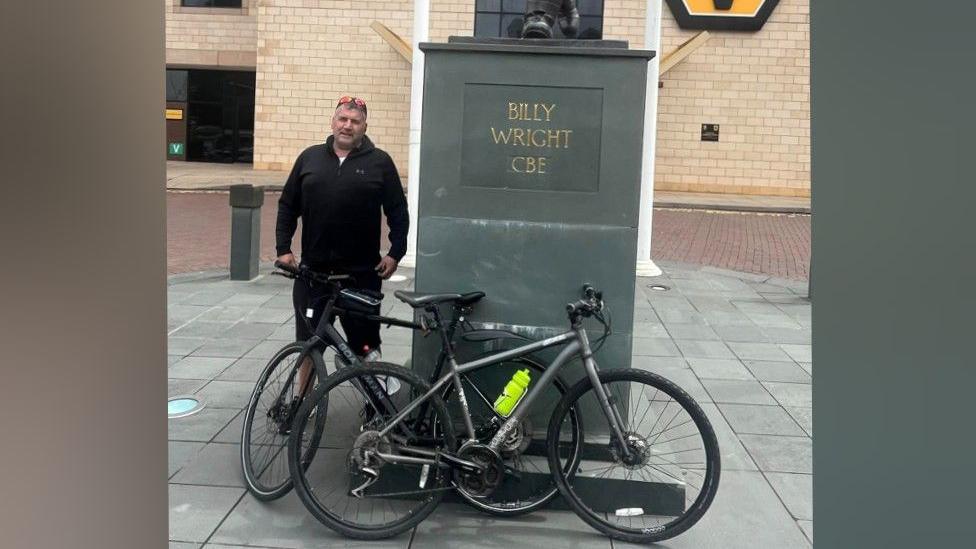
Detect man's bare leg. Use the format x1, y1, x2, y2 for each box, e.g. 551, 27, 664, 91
296, 356, 314, 397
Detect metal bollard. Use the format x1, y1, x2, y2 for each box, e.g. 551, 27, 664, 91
229, 184, 264, 281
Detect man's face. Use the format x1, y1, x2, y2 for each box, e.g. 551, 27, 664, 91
331, 106, 367, 150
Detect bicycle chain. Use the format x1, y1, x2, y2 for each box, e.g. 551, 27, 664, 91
355, 483, 458, 499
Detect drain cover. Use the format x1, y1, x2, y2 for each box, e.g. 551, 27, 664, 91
168, 396, 204, 419
647, 284, 670, 292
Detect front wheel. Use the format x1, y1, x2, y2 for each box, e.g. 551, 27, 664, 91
547, 369, 720, 544
240, 342, 326, 501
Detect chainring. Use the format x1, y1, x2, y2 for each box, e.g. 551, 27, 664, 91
455, 443, 504, 498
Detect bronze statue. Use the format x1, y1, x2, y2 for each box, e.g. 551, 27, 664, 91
521, 0, 580, 39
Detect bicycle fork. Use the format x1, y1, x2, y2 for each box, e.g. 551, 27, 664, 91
577, 330, 634, 462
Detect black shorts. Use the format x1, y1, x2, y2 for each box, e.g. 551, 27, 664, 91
292, 266, 383, 354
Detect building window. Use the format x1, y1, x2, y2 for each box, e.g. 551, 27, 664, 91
474, 0, 604, 39
181, 1, 243, 8
166, 70, 188, 102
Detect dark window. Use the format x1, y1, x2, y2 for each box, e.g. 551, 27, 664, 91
166, 70, 188, 102
184, 70, 255, 163
475, 0, 602, 39
181, 1, 242, 8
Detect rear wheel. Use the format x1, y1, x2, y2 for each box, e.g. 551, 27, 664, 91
288, 362, 456, 540
547, 368, 720, 544
449, 356, 582, 516
240, 343, 326, 501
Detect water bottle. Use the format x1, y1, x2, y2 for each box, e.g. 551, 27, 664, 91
493, 369, 531, 417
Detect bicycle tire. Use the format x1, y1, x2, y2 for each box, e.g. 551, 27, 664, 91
449, 356, 583, 516
288, 362, 457, 540
546, 368, 720, 544
240, 342, 327, 501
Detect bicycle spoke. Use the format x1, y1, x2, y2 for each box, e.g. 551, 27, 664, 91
553, 371, 719, 543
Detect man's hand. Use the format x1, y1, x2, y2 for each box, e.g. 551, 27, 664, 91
375, 256, 398, 279
277, 253, 298, 269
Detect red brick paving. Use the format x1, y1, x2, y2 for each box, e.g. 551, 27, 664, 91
650, 208, 810, 280
167, 192, 810, 280
169, 191, 283, 275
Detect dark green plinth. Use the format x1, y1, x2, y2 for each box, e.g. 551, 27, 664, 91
412, 38, 654, 397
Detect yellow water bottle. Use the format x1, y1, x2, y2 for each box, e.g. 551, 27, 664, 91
493, 369, 531, 417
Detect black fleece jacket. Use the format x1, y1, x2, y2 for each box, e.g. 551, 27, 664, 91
275, 135, 409, 271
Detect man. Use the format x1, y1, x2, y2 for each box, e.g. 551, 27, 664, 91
276, 96, 408, 379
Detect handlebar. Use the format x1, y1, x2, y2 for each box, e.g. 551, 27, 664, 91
273, 260, 354, 286
566, 283, 605, 319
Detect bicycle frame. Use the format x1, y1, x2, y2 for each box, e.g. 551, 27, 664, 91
286, 279, 476, 435
373, 316, 634, 465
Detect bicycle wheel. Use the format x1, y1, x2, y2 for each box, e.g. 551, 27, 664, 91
240, 342, 326, 501
547, 368, 720, 544
289, 362, 456, 540
449, 356, 582, 516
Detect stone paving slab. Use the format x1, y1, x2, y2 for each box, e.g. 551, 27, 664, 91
798, 519, 813, 543
701, 379, 778, 405
216, 357, 271, 383
191, 338, 262, 359
665, 323, 720, 340
686, 357, 754, 380
169, 337, 208, 356
762, 381, 813, 408
169, 484, 244, 544
169, 441, 206, 479
785, 406, 813, 436
171, 442, 245, 488
761, 327, 810, 344
674, 339, 736, 359
414, 503, 610, 549
167, 262, 812, 547
739, 435, 813, 474
170, 379, 207, 398
632, 337, 681, 356
699, 402, 758, 472
170, 356, 237, 380
613, 471, 810, 548
211, 411, 245, 444
169, 407, 239, 443
743, 360, 811, 383
765, 472, 813, 521
210, 493, 407, 549
194, 380, 256, 410
717, 403, 807, 436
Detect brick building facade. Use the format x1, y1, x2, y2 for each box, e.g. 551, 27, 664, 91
165, 0, 809, 197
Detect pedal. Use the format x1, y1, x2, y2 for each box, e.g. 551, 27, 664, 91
350, 467, 379, 499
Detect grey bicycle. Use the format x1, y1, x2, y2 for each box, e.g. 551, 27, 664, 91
287, 284, 721, 544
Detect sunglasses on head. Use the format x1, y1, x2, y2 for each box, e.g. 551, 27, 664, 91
336, 96, 367, 115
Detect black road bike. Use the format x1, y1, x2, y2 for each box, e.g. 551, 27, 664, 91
241, 262, 581, 517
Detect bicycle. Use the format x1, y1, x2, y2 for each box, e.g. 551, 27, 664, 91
241, 262, 580, 516
287, 284, 721, 543
240, 262, 424, 501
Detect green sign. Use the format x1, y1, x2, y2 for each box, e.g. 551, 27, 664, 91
168, 142, 184, 155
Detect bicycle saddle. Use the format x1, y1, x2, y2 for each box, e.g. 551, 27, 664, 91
394, 290, 485, 308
